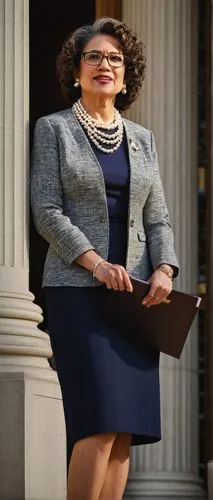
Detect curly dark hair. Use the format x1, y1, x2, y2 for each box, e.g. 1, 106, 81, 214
56, 17, 146, 112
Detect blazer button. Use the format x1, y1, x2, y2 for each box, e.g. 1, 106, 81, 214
100, 216, 106, 223
130, 219, 134, 228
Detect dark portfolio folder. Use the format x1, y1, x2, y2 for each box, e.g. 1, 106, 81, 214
101, 277, 202, 359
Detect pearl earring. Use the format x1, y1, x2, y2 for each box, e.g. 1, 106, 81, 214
74, 79, 80, 88
121, 86, 127, 95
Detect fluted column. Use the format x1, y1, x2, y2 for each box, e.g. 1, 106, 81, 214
0, 2, 66, 498
123, 1, 205, 498
0, 0, 53, 378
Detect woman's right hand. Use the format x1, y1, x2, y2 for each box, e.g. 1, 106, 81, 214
95, 260, 133, 293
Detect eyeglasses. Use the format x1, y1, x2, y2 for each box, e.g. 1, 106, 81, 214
82, 51, 125, 68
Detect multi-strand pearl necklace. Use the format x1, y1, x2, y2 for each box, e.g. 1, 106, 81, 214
72, 99, 123, 154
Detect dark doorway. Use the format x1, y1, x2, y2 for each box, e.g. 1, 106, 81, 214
29, 0, 95, 328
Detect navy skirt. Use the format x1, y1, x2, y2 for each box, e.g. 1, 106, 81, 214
45, 283, 161, 457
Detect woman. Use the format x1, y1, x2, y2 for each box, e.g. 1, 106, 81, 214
31, 17, 179, 500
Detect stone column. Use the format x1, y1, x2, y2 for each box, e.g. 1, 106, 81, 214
122, 1, 206, 498
0, 1, 66, 498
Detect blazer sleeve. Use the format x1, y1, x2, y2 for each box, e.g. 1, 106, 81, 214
143, 131, 179, 277
30, 116, 95, 266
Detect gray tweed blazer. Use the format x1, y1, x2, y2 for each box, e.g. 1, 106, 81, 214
30, 108, 179, 287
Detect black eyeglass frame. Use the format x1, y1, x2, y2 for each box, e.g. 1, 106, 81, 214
82, 51, 125, 68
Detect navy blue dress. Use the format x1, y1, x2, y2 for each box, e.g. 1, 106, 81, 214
45, 130, 161, 460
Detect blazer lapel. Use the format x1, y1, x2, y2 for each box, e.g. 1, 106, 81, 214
65, 110, 106, 187
123, 119, 149, 210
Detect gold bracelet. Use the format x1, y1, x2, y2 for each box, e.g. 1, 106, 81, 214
92, 258, 104, 279
158, 265, 173, 280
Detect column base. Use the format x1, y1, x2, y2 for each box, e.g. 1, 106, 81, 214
0, 289, 56, 381
124, 471, 207, 499
0, 372, 66, 500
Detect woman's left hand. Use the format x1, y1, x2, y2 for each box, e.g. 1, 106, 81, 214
142, 269, 172, 307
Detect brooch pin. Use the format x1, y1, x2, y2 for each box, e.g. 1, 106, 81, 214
129, 139, 139, 151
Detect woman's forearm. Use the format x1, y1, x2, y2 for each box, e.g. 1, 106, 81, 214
75, 250, 102, 273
